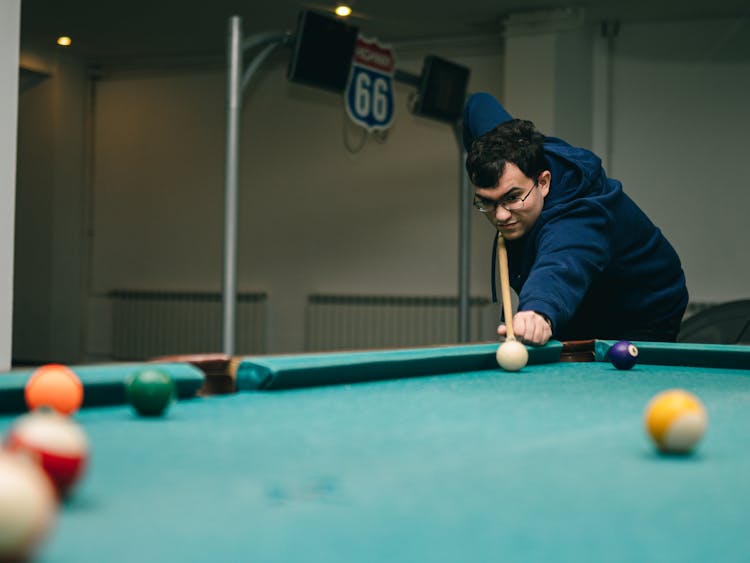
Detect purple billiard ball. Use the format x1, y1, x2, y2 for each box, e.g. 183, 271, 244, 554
609, 340, 639, 370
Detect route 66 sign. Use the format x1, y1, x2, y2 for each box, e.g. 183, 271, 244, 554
345, 36, 395, 131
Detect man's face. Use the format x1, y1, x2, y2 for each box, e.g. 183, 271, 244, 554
473, 163, 550, 241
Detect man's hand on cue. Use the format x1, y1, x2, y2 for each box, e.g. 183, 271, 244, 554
497, 310, 552, 345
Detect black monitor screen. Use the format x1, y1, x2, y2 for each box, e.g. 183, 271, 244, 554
414, 56, 470, 123
287, 11, 359, 93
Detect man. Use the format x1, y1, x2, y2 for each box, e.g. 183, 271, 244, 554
463, 93, 688, 345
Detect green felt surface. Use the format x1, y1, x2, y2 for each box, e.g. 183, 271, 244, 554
595, 340, 750, 369
0, 363, 204, 413
1, 358, 747, 563
236, 341, 562, 390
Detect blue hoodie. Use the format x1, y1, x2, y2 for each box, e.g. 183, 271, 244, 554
463, 93, 688, 340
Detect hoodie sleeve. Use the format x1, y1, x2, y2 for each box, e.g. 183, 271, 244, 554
518, 194, 616, 332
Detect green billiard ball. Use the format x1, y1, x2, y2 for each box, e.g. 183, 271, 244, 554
125, 369, 176, 416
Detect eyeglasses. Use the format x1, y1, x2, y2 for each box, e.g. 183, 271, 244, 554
473, 181, 538, 213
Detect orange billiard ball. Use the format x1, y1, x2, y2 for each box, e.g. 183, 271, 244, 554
25, 364, 84, 416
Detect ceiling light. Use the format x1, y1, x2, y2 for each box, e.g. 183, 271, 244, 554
56, 36, 72, 47
335, 5, 352, 17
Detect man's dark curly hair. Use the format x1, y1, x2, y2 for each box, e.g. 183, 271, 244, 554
466, 119, 547, 188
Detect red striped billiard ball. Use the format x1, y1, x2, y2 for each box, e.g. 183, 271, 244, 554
4, 409, 89, 498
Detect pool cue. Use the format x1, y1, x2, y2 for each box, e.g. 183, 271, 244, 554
497, 231, 516, 341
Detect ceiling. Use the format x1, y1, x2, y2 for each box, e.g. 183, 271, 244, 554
19, 0, 750, 67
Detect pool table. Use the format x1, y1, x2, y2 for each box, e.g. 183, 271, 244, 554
1, 340, 749, 563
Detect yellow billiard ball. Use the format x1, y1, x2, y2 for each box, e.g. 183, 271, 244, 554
644, 389, 707, 454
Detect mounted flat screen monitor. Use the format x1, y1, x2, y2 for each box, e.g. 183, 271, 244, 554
287, 10, 359, 93
413, 56, 471, 123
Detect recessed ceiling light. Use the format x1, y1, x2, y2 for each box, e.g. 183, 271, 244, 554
56, 36, 72, 47
334, 5, 352, 17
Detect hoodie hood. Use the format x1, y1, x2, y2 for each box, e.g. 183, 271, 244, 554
462, 92, 513, 151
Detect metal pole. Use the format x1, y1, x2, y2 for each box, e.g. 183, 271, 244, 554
397, 68, 471, 342
241, 41, 286, 95
454, 123, 470, 342
222, 16, 242, 355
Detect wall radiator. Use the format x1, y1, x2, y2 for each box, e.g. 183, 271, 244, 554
305, 294, 493, 351
110, 290, 267, 361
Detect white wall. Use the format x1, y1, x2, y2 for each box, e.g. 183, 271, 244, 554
503, 15, 749, 311
503, 11, 592, 148
505, 33, 558, 131
609, 18, 750, 305
0, 0, 21, 371
88, 43, 503, 354
14, 14, 750, 363
15, 50, 88, 363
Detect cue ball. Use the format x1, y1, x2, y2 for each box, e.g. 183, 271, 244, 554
496, 340, 528, 371
644, 389, 707, 454
125, 369, 176, 417
0, 451, 57, 561
4, 409, 90, 498
25, 364, 84, 415
608, 340, 639, 370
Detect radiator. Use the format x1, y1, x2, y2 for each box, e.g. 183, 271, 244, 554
110, 290, 267, 360
305, 294, 493, 351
